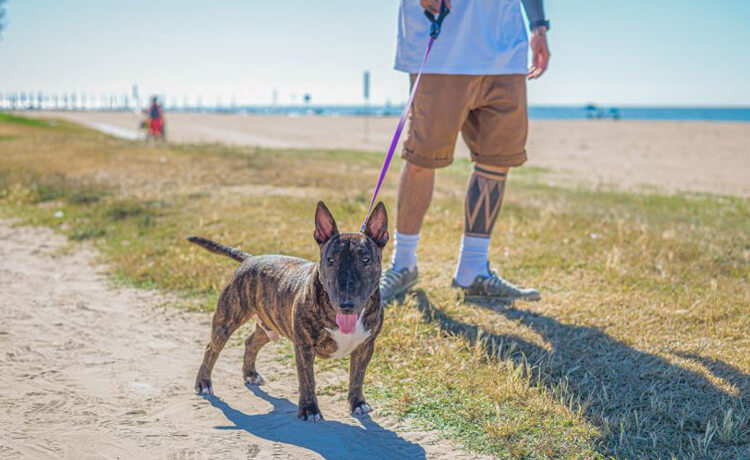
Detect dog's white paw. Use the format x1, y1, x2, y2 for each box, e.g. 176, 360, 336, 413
245, 373, 265, 386
352, 403, 372, 416
298, 407, 323, 422
195, 379, 213, 396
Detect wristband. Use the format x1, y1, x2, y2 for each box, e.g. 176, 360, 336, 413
530, 19, 550, 32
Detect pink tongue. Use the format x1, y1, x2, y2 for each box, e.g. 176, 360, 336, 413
335, 313, 358, 335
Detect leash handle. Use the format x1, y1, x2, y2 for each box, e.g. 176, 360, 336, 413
359, 3, 449, 234
423, 1, 450, 39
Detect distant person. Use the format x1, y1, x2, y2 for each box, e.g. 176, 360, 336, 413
380, 0, 551, 304
146, 96, 165, 140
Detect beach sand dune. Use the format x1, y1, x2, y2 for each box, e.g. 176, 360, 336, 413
0, 221, 481, 459
44, 111, 750, 197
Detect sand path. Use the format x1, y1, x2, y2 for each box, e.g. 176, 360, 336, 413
0, 221, 479, 459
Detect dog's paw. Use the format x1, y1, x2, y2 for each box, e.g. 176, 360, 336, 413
195, 378, 213, 396
297, 405, 323, 422
305, 412, 322, 422
351, 401, 372, 416
244, 372, 265, 386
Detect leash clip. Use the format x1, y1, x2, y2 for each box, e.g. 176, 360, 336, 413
424, 1, 450, 39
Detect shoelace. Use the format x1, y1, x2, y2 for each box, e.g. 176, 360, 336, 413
482, 270, 519, 294
381, 268, 408, 288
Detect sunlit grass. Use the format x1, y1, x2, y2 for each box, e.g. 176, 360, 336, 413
1, 114, 748, 458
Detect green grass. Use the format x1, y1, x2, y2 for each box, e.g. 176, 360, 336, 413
0, 116, 748, 458
0, 112, 58, 128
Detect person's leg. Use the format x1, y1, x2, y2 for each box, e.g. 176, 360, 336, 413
452, 74, 538, 300
390, 162, 434, 271
396, 162, 434, 234
453, 163, 508, 286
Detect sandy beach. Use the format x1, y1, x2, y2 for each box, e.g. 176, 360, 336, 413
43, 111, 750, 197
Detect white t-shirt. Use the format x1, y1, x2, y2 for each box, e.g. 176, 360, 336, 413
394, 0, 528, 75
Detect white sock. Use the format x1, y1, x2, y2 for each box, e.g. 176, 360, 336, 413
454, 235, 491, 287
391, 231, 420, 271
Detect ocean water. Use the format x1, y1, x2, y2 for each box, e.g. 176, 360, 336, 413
6, 104, 750, 122
221, 105, 750, 122
529, 106, 750, 122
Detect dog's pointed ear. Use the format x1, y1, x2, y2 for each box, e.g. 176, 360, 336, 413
314, 201, 339, 246
365, 202, 389, 248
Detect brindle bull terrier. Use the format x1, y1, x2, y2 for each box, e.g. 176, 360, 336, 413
188, 201, 388, 421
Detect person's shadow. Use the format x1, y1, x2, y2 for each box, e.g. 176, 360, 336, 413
204, 385, 427, 460
410, 289, 750, 458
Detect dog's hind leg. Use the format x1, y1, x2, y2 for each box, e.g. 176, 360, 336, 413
195, 290, 249, 395
242, 324, 271, 385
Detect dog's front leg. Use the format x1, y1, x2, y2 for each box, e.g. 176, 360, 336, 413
294, 344, 322, 421
348, 340, 374, 416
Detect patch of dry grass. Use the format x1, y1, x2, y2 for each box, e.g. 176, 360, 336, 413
1, 115, 748, 458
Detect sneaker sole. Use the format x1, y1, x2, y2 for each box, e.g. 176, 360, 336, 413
464, 293, 541, 303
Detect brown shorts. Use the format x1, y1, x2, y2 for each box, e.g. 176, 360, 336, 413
402, 74, 528, 169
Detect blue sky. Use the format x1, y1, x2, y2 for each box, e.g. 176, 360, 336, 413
0, 0, 748, 107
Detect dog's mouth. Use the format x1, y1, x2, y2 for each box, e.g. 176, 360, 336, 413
335, 313, 359, 335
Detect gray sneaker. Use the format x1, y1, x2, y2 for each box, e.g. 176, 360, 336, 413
452, 265, 540, 302
380, 266, 419, 306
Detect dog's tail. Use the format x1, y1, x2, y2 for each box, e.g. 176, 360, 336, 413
186, 236, 251, 263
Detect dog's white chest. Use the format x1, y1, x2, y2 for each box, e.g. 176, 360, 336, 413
325, 320, 371, 359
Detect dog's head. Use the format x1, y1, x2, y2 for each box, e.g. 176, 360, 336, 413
314, 201, 388, 333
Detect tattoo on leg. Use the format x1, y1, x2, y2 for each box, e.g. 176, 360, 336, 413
464, 165, 507, 237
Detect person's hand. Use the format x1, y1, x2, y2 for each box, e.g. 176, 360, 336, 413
421, 0, 451, 15
528, 26, 550, 79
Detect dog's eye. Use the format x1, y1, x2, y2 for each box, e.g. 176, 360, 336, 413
326, 256, 334, 265
362, 256, 370, 264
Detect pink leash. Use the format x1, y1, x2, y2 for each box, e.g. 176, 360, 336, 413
359, 2, 449, 234
358, 36, 436, 234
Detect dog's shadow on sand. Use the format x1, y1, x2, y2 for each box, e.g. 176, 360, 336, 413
409, 289, 750, 457
204, 386, 426, 460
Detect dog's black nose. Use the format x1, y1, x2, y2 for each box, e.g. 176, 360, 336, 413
340, 301, 356, 311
